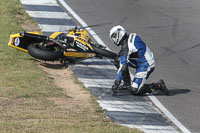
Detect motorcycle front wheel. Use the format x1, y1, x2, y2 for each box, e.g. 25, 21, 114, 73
27, 42, 63, 61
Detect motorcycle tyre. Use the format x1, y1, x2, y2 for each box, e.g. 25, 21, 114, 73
93, 46, 117, 59
27, 43, 63, 61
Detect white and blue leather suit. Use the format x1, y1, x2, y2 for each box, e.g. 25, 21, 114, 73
116, 33, 156, 95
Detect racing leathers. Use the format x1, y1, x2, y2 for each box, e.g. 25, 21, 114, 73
113, 33, 164, 95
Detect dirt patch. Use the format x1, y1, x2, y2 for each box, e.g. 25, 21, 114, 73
21, 17, 41, 32
37, 61, 95, 112
16, 12, 41, 32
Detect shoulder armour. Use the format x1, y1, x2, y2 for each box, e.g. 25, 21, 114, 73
128, 33, 136, 45
128, 33, 137, 53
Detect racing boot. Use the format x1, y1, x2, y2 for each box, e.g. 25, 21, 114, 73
130, 87, 138, 95
136, 80, 169, 96
157, 79, 169, 96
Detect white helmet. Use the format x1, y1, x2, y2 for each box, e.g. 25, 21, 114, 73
109, 25, 126, 46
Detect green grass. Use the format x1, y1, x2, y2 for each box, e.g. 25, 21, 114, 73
0, 0, 140, 132
0, 0, 65, 98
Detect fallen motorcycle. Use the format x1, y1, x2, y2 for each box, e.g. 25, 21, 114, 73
8, 27, 117, 66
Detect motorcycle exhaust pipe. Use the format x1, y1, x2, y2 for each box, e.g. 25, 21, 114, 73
20, 32, 66, 50
20, 32, 49, 41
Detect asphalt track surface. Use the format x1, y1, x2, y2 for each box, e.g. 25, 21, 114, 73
63, 0, 200, 132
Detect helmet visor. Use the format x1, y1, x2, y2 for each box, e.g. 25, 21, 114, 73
111, 32, 120, 45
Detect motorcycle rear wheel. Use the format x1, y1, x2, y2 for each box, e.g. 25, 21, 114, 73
93, 46, 117, 59
27, 43, 63, 61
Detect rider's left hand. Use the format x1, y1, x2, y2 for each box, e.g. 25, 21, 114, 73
112, 80, 121, 90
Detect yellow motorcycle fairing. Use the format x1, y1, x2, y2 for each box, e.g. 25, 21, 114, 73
49, 32, 64, 39
50, 29, 96, 58
8, 32, 41, 53
67, 29, 93, 50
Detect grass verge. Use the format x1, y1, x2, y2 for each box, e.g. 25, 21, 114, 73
0, 0, 140, 132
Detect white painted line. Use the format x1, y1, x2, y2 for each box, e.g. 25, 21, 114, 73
83, 58, 112, 62
74, 64, 116, 70
26, 11, 71, 19
148, 94, 191, 133
59, 0, 191, 132
21, 0, 58, 6
78, 78, 114, 89
78, 78, 114, 84
83, 84, 111, 89
97, 100, 159, 113
38, 24, 74, 32
78, 78, 113, 88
